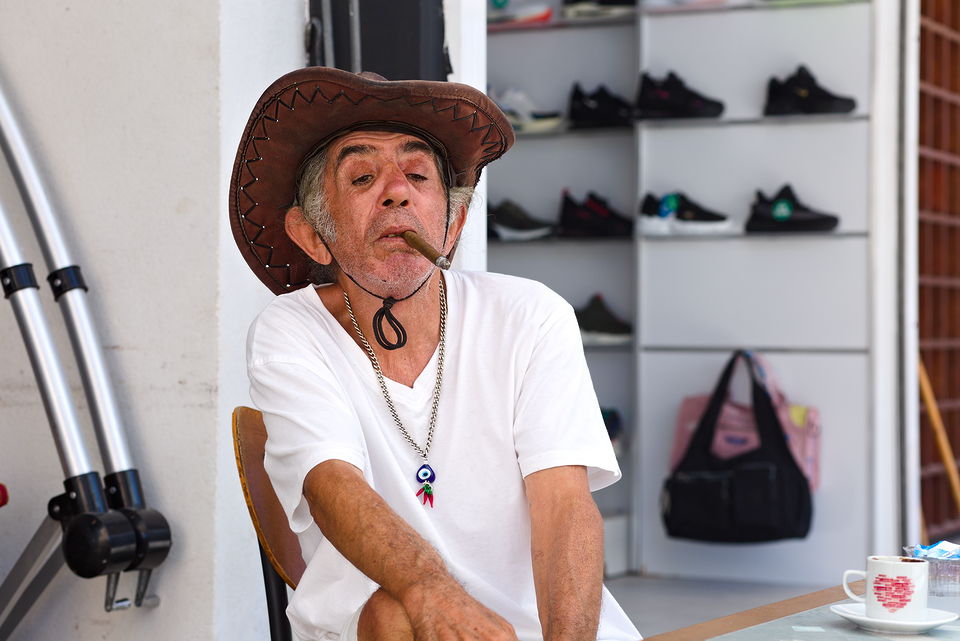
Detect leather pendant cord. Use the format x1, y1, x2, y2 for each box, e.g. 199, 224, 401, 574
315, 196, 451, 350
316, 232, 433, 350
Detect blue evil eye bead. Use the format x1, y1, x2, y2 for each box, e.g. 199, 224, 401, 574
416, 464, 436, 484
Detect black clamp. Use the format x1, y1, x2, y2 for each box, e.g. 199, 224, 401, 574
47, 265, 87, 301
47, 469, 172, 611
48, 472, 138, 579
1, 263, 39, 299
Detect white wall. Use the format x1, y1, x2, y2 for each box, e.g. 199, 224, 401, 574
0, 1, 300, 639
444, 0, 489, 272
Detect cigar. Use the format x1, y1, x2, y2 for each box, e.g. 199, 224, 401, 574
402, 231, 451, 270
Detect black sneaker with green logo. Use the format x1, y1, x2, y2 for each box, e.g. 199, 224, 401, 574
745, 184, 839, 233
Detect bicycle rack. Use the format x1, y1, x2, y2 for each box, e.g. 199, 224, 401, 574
0, 78, 171, 639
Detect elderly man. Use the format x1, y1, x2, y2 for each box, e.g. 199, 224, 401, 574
230, 67, 641, 641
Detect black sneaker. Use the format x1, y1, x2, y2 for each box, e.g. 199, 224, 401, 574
568, 83, 633, 129
745, 184, 839, 233
559, 190, 633, 237
639, 192, 733, 235
488, 200, 555, 241
763, 65, 856, 116
602, 407, 626, 456
574, 294, 633, 345
639, 193, 670, 235
634, 72, 724, 119
584, 192, 634, 235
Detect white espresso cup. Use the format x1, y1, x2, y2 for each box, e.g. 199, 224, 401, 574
843, 555, 929, 621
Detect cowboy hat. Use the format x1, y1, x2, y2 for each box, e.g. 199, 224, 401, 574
229, 66, 515, 295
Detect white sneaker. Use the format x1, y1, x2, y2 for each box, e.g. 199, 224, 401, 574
490, 87, 564, 134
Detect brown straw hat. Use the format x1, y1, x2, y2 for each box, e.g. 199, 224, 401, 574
229, 66, 515, 295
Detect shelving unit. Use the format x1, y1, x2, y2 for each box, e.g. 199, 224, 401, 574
486, 8, 640, 577
633, 0, 874, 586
486, 0, 907, 585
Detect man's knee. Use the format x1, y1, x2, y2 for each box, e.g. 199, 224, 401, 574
357, 589, 413, 641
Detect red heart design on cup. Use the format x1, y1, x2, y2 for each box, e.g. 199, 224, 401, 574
873, 574, 915, 612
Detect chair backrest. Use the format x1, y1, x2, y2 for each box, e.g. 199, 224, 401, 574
233, 406, 306, 589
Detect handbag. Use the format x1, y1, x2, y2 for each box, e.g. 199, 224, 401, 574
661, 350, 813, 543
667, 353, 820, 489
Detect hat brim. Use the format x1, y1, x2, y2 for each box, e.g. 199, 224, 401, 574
229, 67, 515, 295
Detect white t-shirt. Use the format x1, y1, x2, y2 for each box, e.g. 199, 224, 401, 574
247, 270, 641, 641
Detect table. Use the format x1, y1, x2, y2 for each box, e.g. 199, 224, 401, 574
643, 580, 960, 640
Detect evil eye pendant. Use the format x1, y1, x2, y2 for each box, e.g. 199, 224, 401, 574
415, 464, 436, 507
416, 464, 436, 484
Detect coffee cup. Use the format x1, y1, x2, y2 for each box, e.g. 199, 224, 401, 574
843, 555, 929, 621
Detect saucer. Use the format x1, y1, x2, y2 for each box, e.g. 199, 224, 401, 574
831, 603, 959, 634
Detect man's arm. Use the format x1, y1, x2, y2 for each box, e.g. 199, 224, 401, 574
303, 459, 519, 641
526, 465, 605, 641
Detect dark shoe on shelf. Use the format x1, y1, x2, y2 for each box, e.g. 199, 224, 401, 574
559, 190, 633, 237
640, 192, 733, 235
763, 65, 856, 116
568, 83, 633, 129
584, 191, 634, 236
639, 193, 671, 235
634, 72, 724, 119
575, 293, 633, 345
488, 200, 556, 241
562, 0, 636, 19
487, 2, 553, 27
602, 407, 626, 456
745, 184, 839, 233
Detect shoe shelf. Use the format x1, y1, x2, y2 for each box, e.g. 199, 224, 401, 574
489, 235, 635, 244
581, 337, 635, 350
640, 0, 869, 17
631, 0, 884, 587
639, 230, 869, 240
637, 112, 868, 130
514, 124, 634, 139
488, 11, 636, 34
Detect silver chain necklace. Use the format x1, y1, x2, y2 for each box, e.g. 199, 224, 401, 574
343, 279, 446, 507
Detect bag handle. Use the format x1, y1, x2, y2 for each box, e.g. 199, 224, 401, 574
749, 353, 788, 405
677, 350, 794, 471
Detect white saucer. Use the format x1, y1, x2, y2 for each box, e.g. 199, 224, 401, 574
831, 603, 959, 634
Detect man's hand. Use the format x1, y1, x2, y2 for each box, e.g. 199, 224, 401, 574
304, 460, 519, 641
526, 465, 604, 641
360, 580, 518, 641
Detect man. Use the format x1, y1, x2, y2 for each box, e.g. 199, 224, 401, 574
230, 67, 641, 641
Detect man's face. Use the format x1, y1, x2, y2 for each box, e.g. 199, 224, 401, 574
321, 130, 455, 298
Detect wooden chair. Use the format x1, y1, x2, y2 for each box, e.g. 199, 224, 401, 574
233, 406, 306, 641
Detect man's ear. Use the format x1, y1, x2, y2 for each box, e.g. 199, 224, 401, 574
286, 207, 333, 265
444, 202, 469, 255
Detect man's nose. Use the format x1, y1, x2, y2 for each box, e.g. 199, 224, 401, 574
380, 164, 410, 208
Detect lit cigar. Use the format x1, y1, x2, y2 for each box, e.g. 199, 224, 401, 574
402, 231, 451, 270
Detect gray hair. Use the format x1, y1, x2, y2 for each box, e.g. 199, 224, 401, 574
292, 140, 474, 284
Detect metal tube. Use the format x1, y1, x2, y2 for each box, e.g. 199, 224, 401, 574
59, 289, 132, 472
0, 520, 65, 641
9, 291, 95, 476
0, 517, 61, 631
348, 0, 362, 72
0, 196, 94, 478
0, 79, 133, 474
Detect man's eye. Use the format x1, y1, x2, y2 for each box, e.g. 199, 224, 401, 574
407, 173, 428, 182
352, 174, 373, 186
